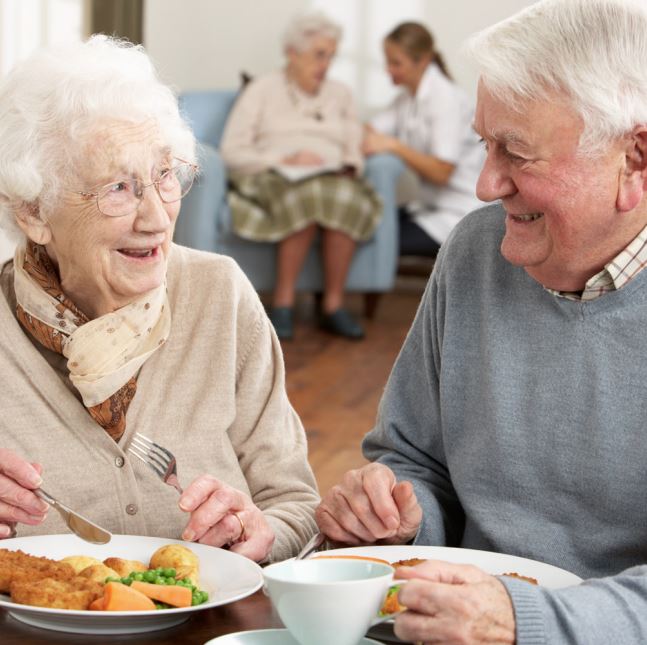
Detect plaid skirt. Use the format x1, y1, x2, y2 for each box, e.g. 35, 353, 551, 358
227, 171, 382, 242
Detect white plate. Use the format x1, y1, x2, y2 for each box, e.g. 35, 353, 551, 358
0, 534, 263, 634
204, 628, 381, 644
317, 545, 583, 644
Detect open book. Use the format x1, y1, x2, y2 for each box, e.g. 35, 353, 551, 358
273, 162, 343, 183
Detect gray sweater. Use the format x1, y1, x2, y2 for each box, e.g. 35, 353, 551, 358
364, 203, 647, 643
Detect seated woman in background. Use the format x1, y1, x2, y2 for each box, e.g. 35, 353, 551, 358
221, 12, 381, 341
0, 36, 319, 563
363, 22, 484, 257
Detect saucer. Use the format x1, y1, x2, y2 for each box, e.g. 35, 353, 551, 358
204, 629, 381, 644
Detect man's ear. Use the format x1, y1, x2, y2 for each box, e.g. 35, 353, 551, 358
617, 127, 647, 213
13, 202, 52, 245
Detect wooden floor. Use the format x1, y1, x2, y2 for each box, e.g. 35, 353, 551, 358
278, 274, 427, 495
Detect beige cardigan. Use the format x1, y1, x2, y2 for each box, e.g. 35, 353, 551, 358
221, 69, 364, 175
0, 244, 319, 562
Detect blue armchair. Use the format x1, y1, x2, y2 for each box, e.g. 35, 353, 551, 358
174, 90, 404, 316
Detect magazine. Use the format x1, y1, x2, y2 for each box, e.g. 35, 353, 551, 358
273, 162, 343, 182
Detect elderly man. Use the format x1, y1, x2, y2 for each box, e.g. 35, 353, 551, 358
316, 0, 647, 642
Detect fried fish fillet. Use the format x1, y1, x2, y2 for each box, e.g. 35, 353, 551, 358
0, 549, 75, 594
10, 576, 104, 610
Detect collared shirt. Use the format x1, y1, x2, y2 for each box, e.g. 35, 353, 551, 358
547, 223, 647, 301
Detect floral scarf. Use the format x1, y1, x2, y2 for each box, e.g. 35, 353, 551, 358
13, 241, 171, 441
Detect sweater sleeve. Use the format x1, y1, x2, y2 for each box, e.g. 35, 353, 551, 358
227, 278, 319, 562
220, 78, 285, 175
501, 566, 647, 644
362, 259, 465, 546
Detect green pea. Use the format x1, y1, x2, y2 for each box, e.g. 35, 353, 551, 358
163, 568, 176, 578
143, 570, 157, 583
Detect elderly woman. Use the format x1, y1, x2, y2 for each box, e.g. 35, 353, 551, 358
0, 36, 319, 563
221, 12, 381, 341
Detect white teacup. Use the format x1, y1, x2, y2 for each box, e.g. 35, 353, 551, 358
263, 558, 394, 645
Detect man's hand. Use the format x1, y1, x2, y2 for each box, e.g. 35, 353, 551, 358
394, 560, 516, 645
315, 463, 422, 544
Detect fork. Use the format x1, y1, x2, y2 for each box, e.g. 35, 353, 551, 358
128, 432, 183, 494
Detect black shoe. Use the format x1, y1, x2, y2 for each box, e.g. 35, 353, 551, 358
319, 308, 364, 340
268, 307, 294, 340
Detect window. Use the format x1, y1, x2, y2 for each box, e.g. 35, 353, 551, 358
0, 0, 84, 76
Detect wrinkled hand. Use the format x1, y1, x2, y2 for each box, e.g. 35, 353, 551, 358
179, 475, 274, 562
0, 449, 48, 539
281, 150, 325, 166
362, 127, 398, 156
315, 463, 422, 544
394, 560, 516, 645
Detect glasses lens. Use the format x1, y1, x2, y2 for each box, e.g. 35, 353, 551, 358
158, 163, 196, 203
97, 180, 138, 217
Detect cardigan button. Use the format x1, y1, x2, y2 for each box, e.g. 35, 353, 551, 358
115, 456, 125, 468
126, 503, 138, 515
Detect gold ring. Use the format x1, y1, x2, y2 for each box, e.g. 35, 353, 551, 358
232, 512, 246, 542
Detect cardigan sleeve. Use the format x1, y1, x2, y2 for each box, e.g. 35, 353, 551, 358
337, 84, 365, 174
226, 281, 319, 562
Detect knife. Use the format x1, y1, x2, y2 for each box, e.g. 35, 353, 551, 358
35, 489, 112, 545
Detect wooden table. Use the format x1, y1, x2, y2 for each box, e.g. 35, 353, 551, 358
0, 590, 282, 645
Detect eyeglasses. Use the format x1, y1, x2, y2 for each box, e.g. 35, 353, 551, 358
72, 159, 199, 218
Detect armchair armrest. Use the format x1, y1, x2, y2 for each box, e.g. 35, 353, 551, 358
173, 143, 228, 251
361, 153, 405, 289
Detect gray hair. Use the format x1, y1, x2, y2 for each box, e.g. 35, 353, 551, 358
0, 35, 196, 241
465, 0, 647, 154
282, 11, 342, 53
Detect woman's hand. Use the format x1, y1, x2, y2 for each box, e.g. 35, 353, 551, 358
0, 449, 48, 539
281, 150, 325, 166
394, 560, 516, 645
179, 474, 275, 562
315, 463, 422, 544
362, 126, 398, 155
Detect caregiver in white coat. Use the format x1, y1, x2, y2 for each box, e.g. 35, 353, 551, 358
363, 22, 484, 256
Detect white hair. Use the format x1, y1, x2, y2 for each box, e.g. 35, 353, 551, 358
0, 35, 196, 241
465, 0, 647, 153
282, 10, 342, 53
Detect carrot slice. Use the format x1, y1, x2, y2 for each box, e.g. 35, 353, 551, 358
102, 581, 156, 611
130, 580, 192, 608
312, 555, 391, 565
88, 596, 106, 611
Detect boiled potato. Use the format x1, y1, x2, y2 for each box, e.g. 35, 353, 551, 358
102, 557, 147, 577
77, 563, 119, 584
60, 555, 102, 574
149, 544, 199, 585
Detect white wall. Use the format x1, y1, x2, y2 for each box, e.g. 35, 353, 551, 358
145, 0, 537, 100
145, 0, 308, 91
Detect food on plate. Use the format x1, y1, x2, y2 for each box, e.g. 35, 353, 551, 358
60, 555, 102, 574
89, 581, 156, 611
501, 572, 538, 585
102, 557, 147, 578
149, 544, 200, 585
312, 554, 391, 565
10, 576, 104, 610
378, 558, 540, 615
130, 580, 192, 607
391, 557, 427, 568
0, 548, 74, 593
0, 543, 209, 612
77, 563, 120, 583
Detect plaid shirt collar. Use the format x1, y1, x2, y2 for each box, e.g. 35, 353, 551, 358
546, 223, 647, 301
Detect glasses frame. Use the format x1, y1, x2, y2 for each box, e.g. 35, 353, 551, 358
71, 158, 199, 218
